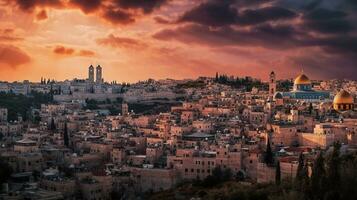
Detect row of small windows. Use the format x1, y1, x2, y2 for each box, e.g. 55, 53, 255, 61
334, 104, 354, 110
296, 95, 322, 99
195, 161, 215, 165
216, 151, 227, 155
185, 168, 211, 174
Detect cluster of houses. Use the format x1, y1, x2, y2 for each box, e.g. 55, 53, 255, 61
0, 71, 356, 199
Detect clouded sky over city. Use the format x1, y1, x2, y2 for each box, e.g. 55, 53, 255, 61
0, 0, 356, 82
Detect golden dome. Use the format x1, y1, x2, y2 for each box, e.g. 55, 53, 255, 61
333, 90, 354, 104
294, 74, 311, 85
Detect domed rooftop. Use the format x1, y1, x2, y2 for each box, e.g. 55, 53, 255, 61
333, 90, 354, 104
294, 73, 311, 85
274, 92, 283, 99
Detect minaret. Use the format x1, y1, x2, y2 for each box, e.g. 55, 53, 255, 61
88, 65, 94, 82
96, 65, 102, 83
122, 103, 128, 116
269, 71, 276, 97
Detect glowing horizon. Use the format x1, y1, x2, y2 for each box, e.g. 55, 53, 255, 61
1, 0, 356, 83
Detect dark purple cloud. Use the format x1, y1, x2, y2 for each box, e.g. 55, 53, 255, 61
102, 6, 135, 25
302, 8, 354, 34
178, 1, 238, 27
113, 0, 169, 14
178, 0, 296, 27
15, 0, 63, 11
10, 0, 170, 25
69, 0, 102, 13
154, 24, 304, 50
154, 0, 357, 79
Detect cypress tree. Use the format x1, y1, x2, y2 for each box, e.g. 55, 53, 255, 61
264, 137, 274, 165
63, 122, 69, 147
275, 161, 281, 185
325, 142, 341, 199
301, 162, 311, 199
50, 84, 54, 101
311, 152, 326, 200
295, 153, 305, 188
0, 158, 13, 185
50, 118, 56, 131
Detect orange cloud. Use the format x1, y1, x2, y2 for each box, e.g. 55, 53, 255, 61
53, 45, 75, 55
0, 44, 31, 68
154, 16, 172, 24
0, 28, 23, 42
53, 45, 96, 57
36, 10, 48, 21
3, 29, 14, 34
78, 50, 95, 57
96, 34, 147, 49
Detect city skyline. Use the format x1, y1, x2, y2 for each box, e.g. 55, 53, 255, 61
1, 0, 357, 82
0, 64, 344, 84
1, 1, 357, 199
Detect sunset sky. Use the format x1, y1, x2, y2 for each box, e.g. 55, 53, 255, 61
0, 0, 356, 83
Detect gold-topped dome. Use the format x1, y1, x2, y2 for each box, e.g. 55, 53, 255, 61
333, 90, 354, 104
294, 74, 311, 85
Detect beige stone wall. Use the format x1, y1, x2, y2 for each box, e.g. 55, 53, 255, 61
300, 133, 334, 148
257, 163, 275, 183
14, 145, 39, 153
17, 153, 43, 172
40, 179, 76, 199
180, 156, 216, 180
280, 161, 298, 181
131, 168, 179, 192
242, 152, 259, 180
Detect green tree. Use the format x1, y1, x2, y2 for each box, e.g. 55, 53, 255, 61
0, 158, 12, 190
326, 142, 341, 186
311, 152, 326, 200
49, 84, 54, 101
222, 168, 232, 182
50, 118, 56, 131
275, 161, 281, 185
325, 142, 341, 199
212, 166, 223, 181
301, 163, 311, 199
339, 152, 357, 200
63, 122, 69, 147
264, 137, 274, 165
295, 153, 305, 189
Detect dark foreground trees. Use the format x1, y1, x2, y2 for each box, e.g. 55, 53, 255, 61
149, 142, 357, 200
287, 142, 356, 200
0, 158, 12, 192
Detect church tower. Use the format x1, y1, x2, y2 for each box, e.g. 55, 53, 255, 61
269, 71, 276, 97
96, 65, 102, 83
88, 65, 94, 82
122, 103, 129, 116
